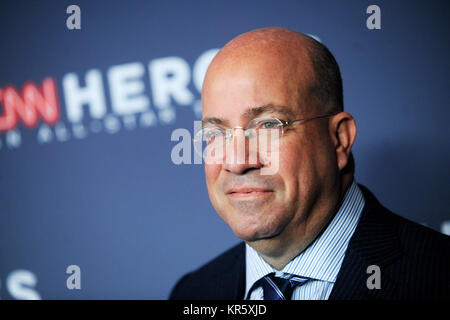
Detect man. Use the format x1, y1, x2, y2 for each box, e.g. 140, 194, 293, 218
170, 27, 449, 300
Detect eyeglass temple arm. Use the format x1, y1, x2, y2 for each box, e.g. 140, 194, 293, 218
285, 113, 337, 126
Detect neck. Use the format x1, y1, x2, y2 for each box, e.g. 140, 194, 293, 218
248, 174, 354, 270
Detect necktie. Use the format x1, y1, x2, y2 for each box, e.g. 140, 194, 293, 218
261, 272, 309, 300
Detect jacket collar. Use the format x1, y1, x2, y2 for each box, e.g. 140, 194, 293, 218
329, 184, 403, 299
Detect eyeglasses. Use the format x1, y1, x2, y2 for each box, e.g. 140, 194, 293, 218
193, 113, 337, 157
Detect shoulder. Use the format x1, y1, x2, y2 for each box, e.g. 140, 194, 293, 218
169, 242, 245, 300
395, 211, 449, 268
388, 213, 449, 298
359, 183, 448, 247
360, 184, 449, 255
358, 184, 450, 298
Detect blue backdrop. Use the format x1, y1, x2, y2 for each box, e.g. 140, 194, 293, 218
0, 0, 448, 299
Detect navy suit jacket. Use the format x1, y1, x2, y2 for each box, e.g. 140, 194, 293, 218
170, 185, 450, 300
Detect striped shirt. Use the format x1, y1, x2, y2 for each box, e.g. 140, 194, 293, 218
245, 180, 365, 300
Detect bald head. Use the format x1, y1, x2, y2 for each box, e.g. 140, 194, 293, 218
201, 28, 357, 265
203, 27, 343, 115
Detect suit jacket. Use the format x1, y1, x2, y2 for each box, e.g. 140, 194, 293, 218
170, 185, 450, 300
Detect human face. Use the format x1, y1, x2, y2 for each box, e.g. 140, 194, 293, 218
201, 57, 340, 247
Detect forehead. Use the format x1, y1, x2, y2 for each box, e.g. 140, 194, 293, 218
201, 63, 306, 126
202, 104, 296, 127
201, 39, 314, 124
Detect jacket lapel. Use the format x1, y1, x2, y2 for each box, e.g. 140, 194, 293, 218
213, 242, 246, 299
329, 184, 403, 299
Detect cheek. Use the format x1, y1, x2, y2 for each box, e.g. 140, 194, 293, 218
285, 133, 339, 204
205, 163, 222, 197
276, 143, 302, 197
277, 139, 319, 202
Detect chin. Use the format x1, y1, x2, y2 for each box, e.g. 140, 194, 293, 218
217, 203, 293, 241
229, 220, 285, 242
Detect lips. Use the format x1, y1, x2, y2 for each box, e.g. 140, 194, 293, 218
226, 187, 273, 198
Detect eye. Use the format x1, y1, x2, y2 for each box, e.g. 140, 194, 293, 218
260, 120, 280, 129
203, 128, 223, 145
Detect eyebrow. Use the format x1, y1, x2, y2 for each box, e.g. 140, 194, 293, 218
202, 104, 296, 127
201, 117, 228, 127
242, 104, 295, 119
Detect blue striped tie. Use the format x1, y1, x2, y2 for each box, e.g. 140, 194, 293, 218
261, 273, 310, 300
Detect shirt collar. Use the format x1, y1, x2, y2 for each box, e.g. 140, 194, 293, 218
245, 180, 365, 297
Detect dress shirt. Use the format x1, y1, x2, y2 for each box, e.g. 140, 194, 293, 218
245, 180, 365, 300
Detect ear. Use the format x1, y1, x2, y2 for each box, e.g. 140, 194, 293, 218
329, 112, 357, 171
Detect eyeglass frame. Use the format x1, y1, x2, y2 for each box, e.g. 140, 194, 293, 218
193, 112, 338, 146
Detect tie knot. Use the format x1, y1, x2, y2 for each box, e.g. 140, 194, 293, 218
261, 273, 309, 300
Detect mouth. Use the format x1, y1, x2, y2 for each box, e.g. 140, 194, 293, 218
226, 187, 274, 199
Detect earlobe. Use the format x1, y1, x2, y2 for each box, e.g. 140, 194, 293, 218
332, 112, 357, 171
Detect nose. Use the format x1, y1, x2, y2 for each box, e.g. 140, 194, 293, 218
222, 128, 263, 174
